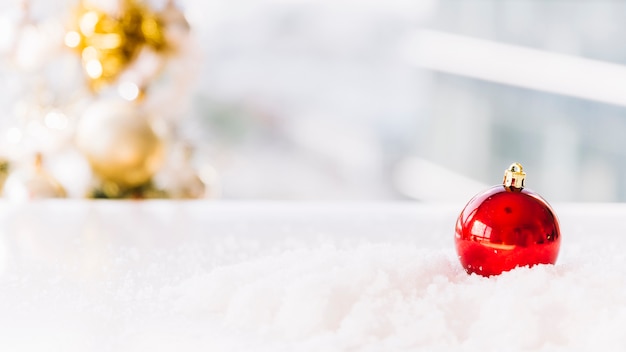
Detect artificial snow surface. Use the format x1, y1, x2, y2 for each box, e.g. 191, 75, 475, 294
0, 201, 625, 351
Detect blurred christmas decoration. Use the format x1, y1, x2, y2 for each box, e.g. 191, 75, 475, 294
0, 1, 64, 71
76, 99, 164, 190
2, 154, 66, 200
65, 0, 167, 92
0, 0, 215, 200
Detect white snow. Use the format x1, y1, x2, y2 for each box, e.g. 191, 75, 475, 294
0, 201, 624, 351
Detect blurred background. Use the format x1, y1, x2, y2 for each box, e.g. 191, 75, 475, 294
1, 0, 626, 202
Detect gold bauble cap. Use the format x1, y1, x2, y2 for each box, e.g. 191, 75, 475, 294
503, 162, 526, 189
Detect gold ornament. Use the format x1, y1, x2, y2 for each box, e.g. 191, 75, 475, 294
75, 100, 164, 190
1, 154, 66, 200
65, 0, 167, 91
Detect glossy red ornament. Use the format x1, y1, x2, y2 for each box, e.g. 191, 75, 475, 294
455, 163, 561, 277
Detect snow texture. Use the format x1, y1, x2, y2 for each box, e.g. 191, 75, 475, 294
0, 201, 624, 351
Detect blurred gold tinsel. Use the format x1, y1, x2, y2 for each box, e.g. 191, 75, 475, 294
65, 0, 168, 92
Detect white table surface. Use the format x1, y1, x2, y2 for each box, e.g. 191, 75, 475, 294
0, 201, 624, 351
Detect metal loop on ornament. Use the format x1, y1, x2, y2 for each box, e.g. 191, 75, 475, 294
503, 162, 526, 189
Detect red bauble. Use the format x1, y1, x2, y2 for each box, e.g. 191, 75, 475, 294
454, 163, 561, 277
